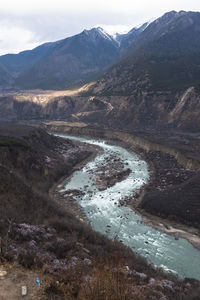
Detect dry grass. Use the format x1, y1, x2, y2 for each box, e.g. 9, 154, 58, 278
41, 256, 189, 300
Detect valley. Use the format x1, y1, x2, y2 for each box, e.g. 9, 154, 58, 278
1, 8, 200, 300
54, 133, 200, 280
44, 122, 200, 244
1, 122, 196, 299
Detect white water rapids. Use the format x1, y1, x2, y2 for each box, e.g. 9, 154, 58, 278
58, 134, 200, 280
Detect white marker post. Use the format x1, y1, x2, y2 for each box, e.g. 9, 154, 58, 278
21, 286, 27, 296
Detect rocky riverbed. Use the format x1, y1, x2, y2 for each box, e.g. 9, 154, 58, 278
44, 122, 200, 248
56, 134, 200, 281
94, 154, 131, 191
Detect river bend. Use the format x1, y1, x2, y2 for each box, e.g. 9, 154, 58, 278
58, 134, 200, 280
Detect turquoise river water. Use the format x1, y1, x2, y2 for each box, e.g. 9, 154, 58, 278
58, 134, 200, 280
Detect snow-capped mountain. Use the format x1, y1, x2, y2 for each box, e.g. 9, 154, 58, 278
115, 22, 149, 50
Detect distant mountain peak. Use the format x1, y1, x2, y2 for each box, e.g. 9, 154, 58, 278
156, 10, 190, 24
164, 10, 177, 15
178, 10, 187, 14
95, 27, 116, 41
154, 10, 177, 24
82, 27, 119, 47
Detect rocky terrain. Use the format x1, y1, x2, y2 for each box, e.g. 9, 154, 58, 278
138, 151, 200, 226
1, 85, 200, 132
95, 168, 131, 191
43, 122, 200, 233
94, 153, 131, 191
0, 122, 91, 228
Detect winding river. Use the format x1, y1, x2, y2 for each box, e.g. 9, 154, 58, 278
58, 134, 200, 280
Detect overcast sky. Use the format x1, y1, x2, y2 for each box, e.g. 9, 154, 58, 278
0, 0, 200, 55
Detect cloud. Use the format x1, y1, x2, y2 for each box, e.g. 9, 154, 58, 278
1, 0, 199, 15
0, 23, 41, 55
0, 0, 200, 54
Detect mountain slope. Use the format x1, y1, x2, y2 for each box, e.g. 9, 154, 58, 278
0, 41, 61, 78
2, 11, 200, 131
0, 24, 149, 90
14, 28, 120, 89
117, 22, 149, 52
89, 11, 200, 94
0, 63, 13, 88
1, 11, 200, 92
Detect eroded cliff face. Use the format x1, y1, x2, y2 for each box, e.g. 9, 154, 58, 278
1, 86, 200, 131
168, 87, 200, 129
82, 85, 200, 131
43, 122, 200, 170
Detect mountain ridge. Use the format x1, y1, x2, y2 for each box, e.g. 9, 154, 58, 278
1, 11, 200, 131
0, 23, 148, 90
87, 10, 200, 95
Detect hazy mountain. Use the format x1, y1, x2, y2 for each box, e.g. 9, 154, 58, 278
0, 41, 61, 79
0, 24, 149, 90
16, 28, 120, 89
0, 28, 121, 90
0, 63, 13, 88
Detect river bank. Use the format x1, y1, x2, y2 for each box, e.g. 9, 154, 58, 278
132, 151, 200, 251
95, 138, 200, 250
49, 140, 102, 225
103, 138, 200, 250
51, 133, 200, 280
1, 122, 199, 299
44, 121, 200, 252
